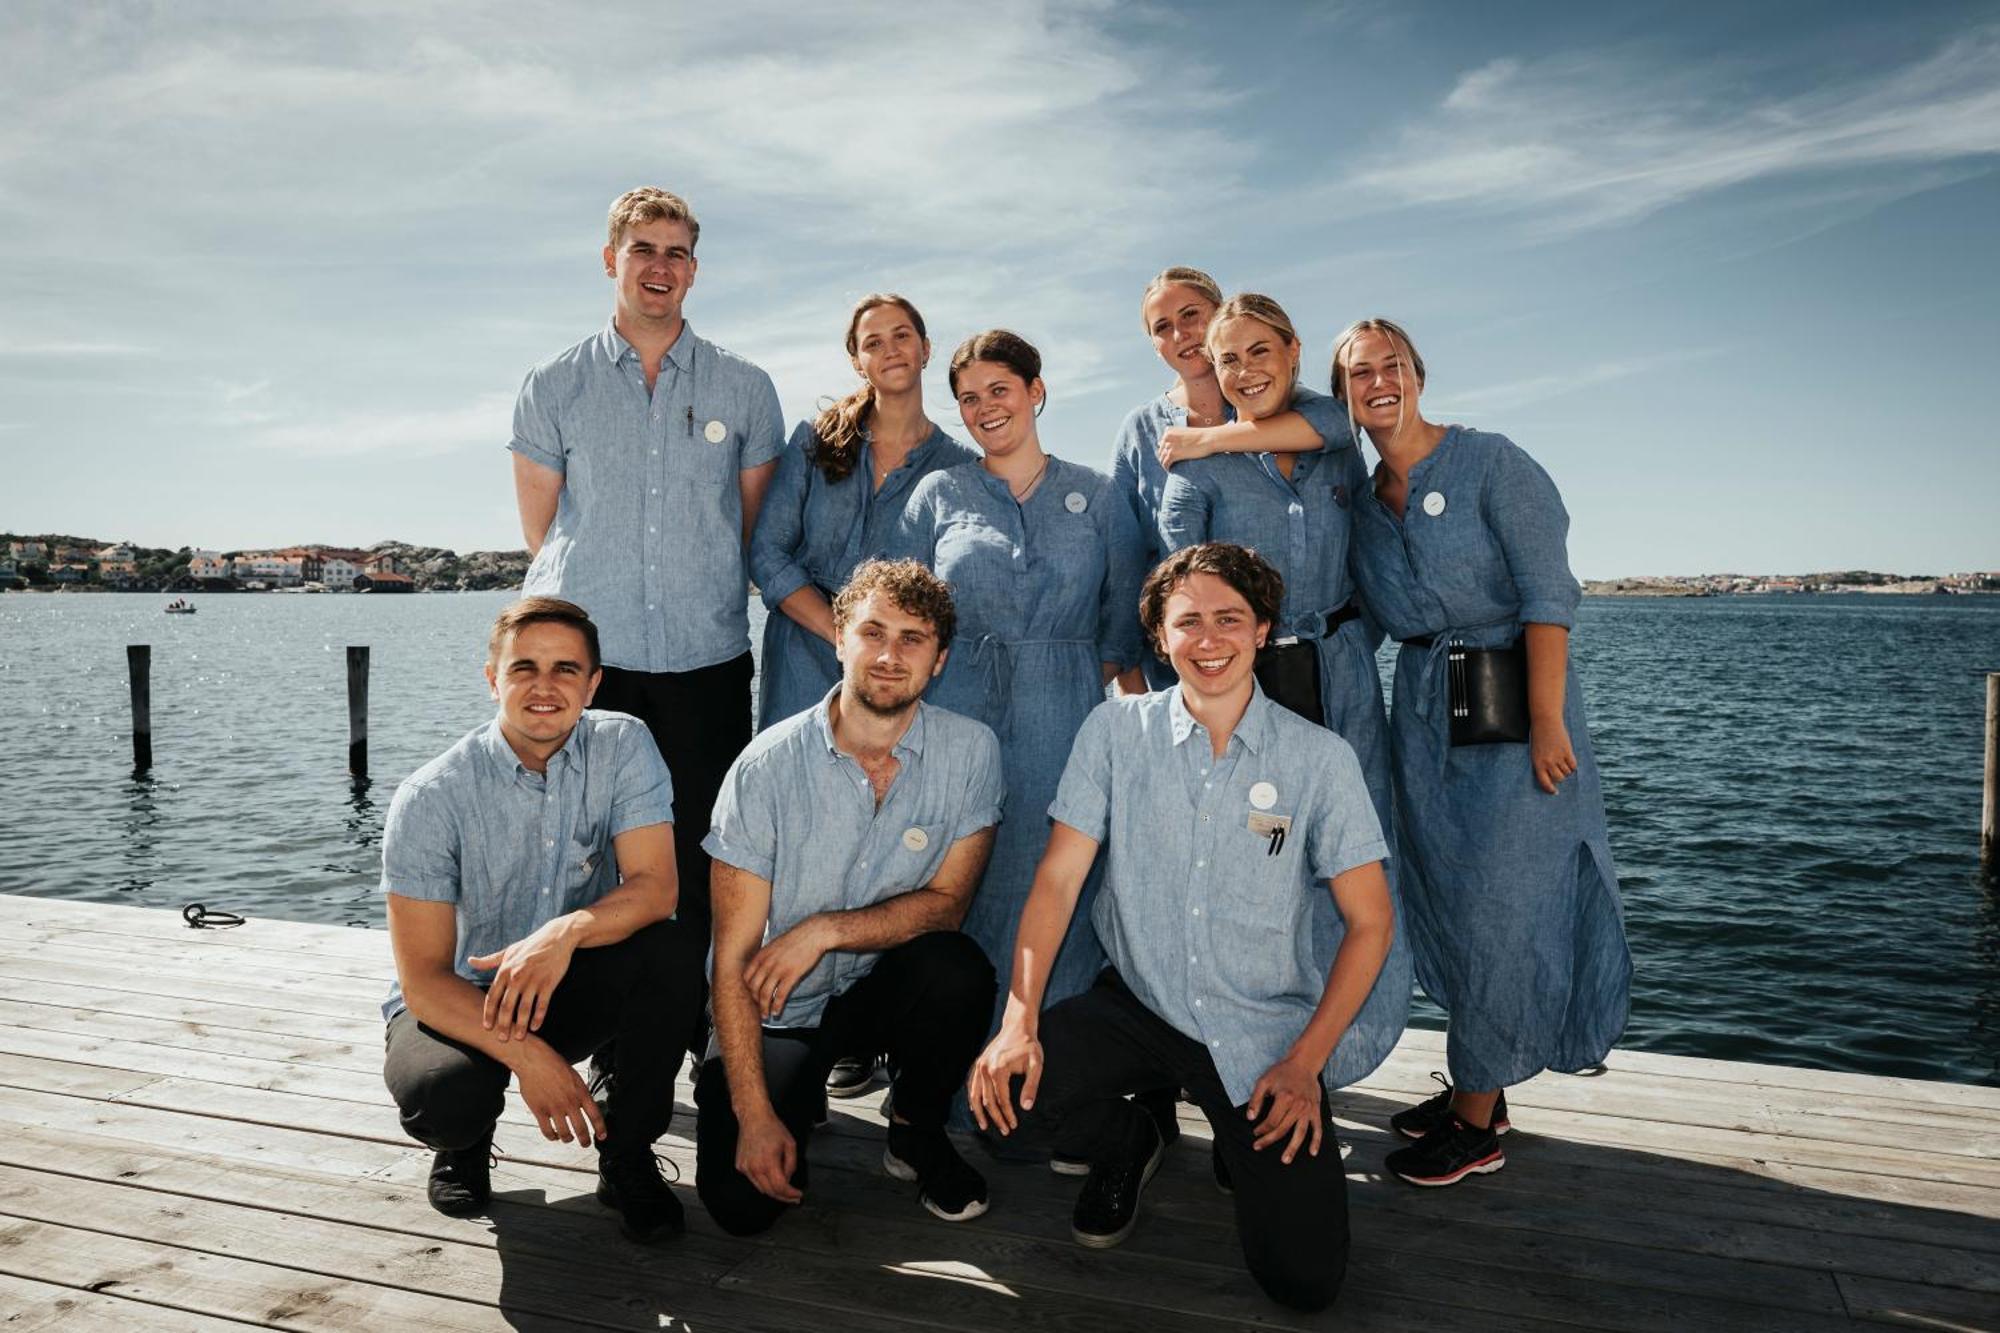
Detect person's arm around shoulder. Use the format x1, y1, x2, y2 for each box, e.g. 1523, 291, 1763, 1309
510, 366, 566, 555
968, 707, 1114, 1132
1247, 740, 1393, 1164
1156, 393, 1345, 468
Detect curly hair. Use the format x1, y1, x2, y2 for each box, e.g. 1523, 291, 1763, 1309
831, 559, 958, 652
488, 596, 602, 673
1138, 543, 1285, 655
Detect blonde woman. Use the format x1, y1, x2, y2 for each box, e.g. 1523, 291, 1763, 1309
1108, 267, 1351, 686
1340, 318, 1629, 1187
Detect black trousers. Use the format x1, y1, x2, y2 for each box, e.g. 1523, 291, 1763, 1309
382, 919, 706, 1153
1013, 969, 1351, 1313
694, 931, 996, 1236
594, 651, 754, 933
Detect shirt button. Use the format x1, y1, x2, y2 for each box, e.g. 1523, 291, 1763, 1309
544, 838, 554, 847
647, 525, 657, 534
1195, 860, 1205, 869
1191, 907, 1200, 916
647, 604, 657, 611
1200, 814, 1210, 823
1189, 954, 1197, 963
1194, 998, 1203, 1007
650, 488, 659, 495
1203, 781, 1211, 789
1210, 1039, 1219, 1048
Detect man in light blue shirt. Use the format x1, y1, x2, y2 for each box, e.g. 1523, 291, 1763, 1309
968, 543, 1397, 1313
510, 186, 785, 930
380, 598, 706, 1243
698, 560, 1004, 1232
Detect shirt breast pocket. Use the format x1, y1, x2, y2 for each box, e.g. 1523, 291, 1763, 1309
1215, 818, 1305, 929
564, 833, 608, 897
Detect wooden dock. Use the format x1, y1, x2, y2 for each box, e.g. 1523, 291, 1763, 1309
0, 892, 1992, 1332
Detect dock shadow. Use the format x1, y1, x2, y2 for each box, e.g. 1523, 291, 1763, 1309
469, 1086, 1998, 1331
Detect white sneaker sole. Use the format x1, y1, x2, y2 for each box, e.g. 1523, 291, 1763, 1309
883, 1147, 988, 1222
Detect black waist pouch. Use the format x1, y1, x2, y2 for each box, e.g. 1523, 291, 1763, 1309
1255, 640, 1324, 727
1448, 640, 1529, 746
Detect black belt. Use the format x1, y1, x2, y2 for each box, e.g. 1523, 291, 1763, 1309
1401, 635, 1434, 649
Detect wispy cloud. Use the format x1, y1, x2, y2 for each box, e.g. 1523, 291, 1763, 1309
248, 393, 512, 457
1437, 348, 1722, 417
1339, 29, 2000, 233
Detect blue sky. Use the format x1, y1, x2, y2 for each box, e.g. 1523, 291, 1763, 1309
2, 1, 1995, 577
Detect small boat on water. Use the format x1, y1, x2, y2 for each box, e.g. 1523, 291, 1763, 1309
163, 599, 197, 615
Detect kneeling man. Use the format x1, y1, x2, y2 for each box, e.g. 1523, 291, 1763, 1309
698, 559, 1002, 1232
969, 543, 1396, 1312
381, 597, 705, 1241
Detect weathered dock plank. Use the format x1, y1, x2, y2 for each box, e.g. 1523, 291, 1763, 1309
0, 893, 1994, 1332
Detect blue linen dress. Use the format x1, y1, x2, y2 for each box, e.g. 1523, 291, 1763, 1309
889, 456, 1148, 1020
1349, 426, 1629, 1091
748, 421, 976, 729
1156, 434, 1413, 1074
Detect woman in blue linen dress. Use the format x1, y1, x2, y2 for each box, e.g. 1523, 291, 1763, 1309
1338, 317, 1629, 1186
749, 294, 976, 728
1156, 294, 1410, 1089
889, 329, 1147, 1021
1110, 267, 1356, 688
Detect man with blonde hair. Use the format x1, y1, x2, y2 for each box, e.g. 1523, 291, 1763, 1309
510, 187, 784, 935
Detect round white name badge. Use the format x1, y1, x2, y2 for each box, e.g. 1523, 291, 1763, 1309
704, 419, 728, 444
1064, 491, 1088, 513
1249, 781, 1278, 810
1422, 490, 1446, 517
902, 827, 929, 852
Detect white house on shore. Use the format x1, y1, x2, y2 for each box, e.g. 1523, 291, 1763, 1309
188, 551, 232, 581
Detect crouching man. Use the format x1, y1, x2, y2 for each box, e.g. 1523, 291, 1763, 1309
697, 559, 1002, 1232
380, 597, 705, 1241
968, 543, 1397, 1312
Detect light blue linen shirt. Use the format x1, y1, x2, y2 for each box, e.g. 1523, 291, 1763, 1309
377, 710, 676, 1021
511, 320, 786, 673
1049, 686, 1397, 1104
747, 420, 977, 727
702, 693, 1004, 1029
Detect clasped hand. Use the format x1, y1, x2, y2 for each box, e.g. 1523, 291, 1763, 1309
467, 918, 578, 1042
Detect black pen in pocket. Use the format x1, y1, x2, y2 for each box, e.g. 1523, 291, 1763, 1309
685, 405, 693, 437
1266, 825, 1285, 857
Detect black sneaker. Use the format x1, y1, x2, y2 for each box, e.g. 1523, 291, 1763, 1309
883, 1122, 989, 1222
1389, 1072, 1511, 1141
1384, 1114, 1505, 1187
426, 1136, 494, 1217
827, 1053, 879, 1099
1071, 1117, 1164, 1249
1211, 1142, 1233, 1196
596, 1147, 685, 1242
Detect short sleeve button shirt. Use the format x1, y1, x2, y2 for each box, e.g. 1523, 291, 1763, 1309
703, 693, 1004, 1029
377, 710, 675, 1020
511, 320, 786, 673
1049, 686, 1388, 1104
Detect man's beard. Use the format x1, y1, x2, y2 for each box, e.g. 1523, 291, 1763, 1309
849, 673, 924, 717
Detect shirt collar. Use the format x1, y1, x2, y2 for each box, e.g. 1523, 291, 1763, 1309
814, 686, 929, 762
1168, 682, 1271, 755
598, 317, 697, 374
478, 713, 586, 778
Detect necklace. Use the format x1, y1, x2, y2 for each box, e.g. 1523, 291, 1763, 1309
1011, 454, 1050, 502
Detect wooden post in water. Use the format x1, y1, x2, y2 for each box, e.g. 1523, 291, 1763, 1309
1984, 673, 1998, 881
346, 646, 370, 777
127, 645, 152, 773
